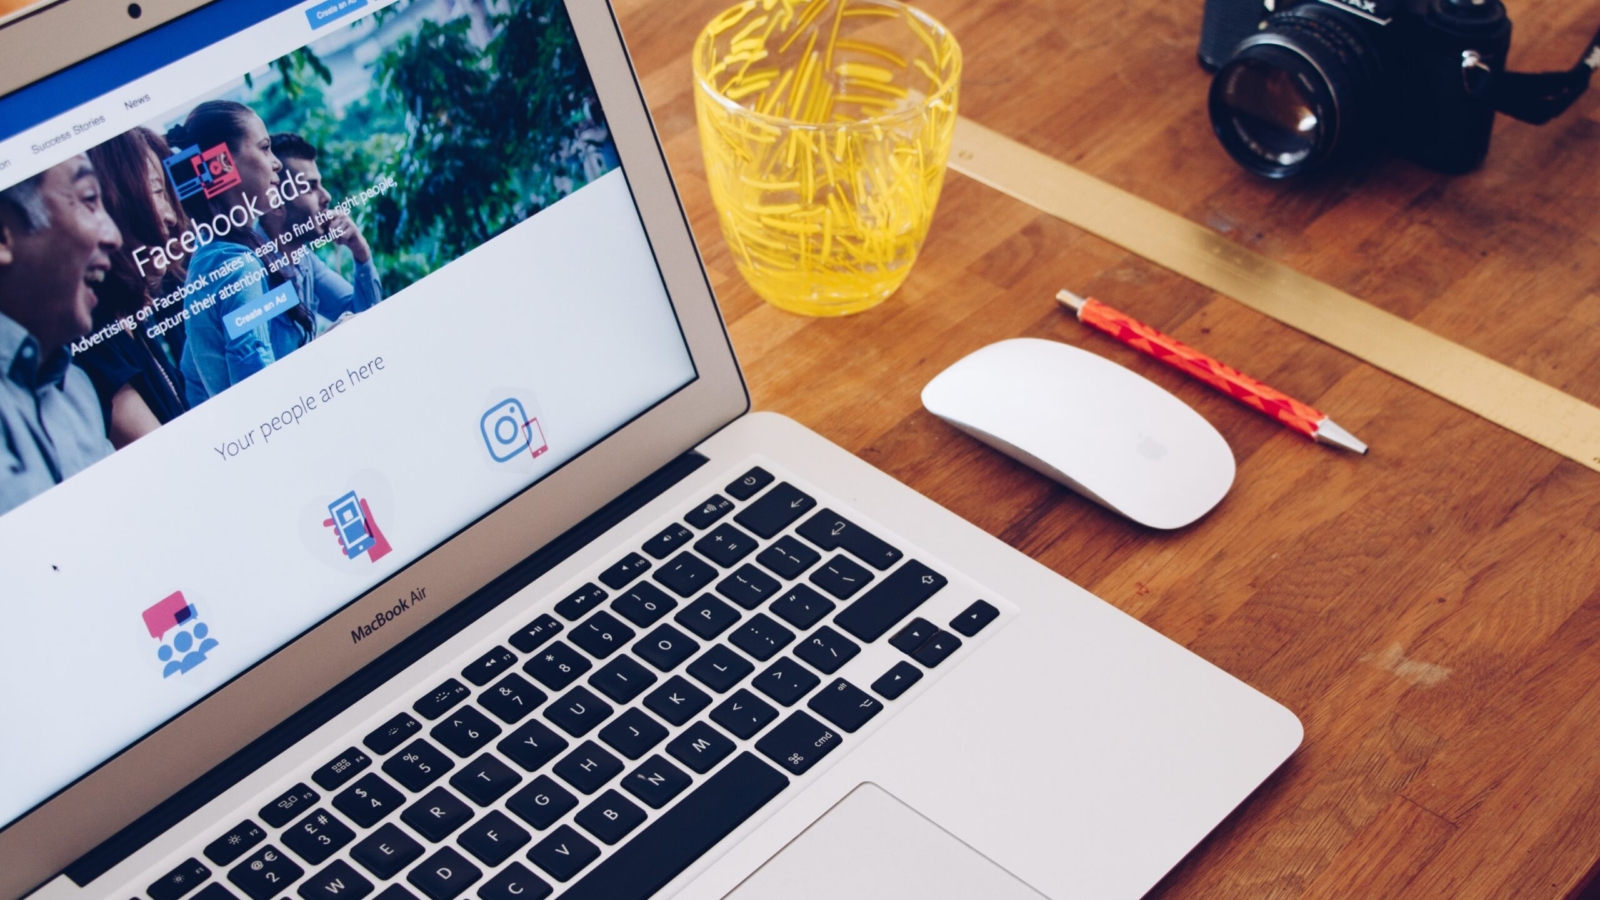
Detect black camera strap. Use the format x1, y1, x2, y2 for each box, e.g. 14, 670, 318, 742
1477, 23, 1600, 125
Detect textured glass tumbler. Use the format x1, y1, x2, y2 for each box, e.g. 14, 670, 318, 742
693, 0, 961, 317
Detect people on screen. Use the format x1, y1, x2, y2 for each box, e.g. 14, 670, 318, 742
77, 128, 194, 448
0, 156, 121, 515
171, 100, 316, 406
263, 132, 384, 334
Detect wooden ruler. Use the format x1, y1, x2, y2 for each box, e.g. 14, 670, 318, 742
948, 117, 1600, 474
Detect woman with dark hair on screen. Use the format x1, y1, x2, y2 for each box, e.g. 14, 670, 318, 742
168, 100, 317, 405
78, 127, 192, 447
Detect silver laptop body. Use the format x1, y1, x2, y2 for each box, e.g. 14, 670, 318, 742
0, 3, 1301, 899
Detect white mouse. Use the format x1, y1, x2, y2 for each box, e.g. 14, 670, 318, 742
921, 338, 1235, 530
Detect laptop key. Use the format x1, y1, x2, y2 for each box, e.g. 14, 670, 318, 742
711, 689, 779, 740
621, 755, 692, 809
666, 722, 735, 774
527, 825, 600, 882
752, 658, 821, 707
715, 564, 780, 610
652, 551, 717, 597
683, 495, 733, 530
725, 466, 774, 500
311, 747, 370, 792
374, 886, 419, 900
733, 483, 816, 539
809, 555, 874, 600
556, 753, 788, 900
554, 585, 606, 622
569, 611, 634, 660
633, 623, 699, 671
402, 787, 474, 842
807, 679, 883, 733
693, 524, 758, 567
553, 741, 624, 794
793, 626, 860, 675
888, 618, 938, 655
611, 581, 677, 628
506, 775, 578, 830
350, 823, 423, 880
430, 705, 502, 757
758, 540, 818, 584
282, 808, 355, 866
685, 644, 753, 693
461, 646, 517, 687
834, 561, 948, 642
755, 712, 841, 776
449, 753, 521, 806
382, 739, 454, 792
769, 584, 835, 631
148, 857, 209, 900
911, 630, 963, 668
641, 523, 693, 560
413, 679, 471, 721
950, 600, 1000, 637
542, 686, 613, 738
508, 613, 564, 653
575, 790, 647, 845
597, 708, 668, 759
227, 845, 303, 900
296, 860, 371, 900
363, 713, 421, 757
728, 613, 794, 662
191, 884, 239, 900
479, 863, 551, 900
260, 784, 319, 828
643, 675, 711, 726
458, 810, 531, 867
479, 673, 546, 724
871, 661, 923, 700
588, 655, 655, 704
795, 510, 904, 571
405, 847, 480, 900
498, 720, 569, 772
203, 820, 265, 866
675, 594, 740, 639
598, 553, 651, 591
333, 773, 406, 829
522, 641, 591, 690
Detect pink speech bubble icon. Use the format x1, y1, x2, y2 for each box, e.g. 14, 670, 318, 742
143, 591, 193, 640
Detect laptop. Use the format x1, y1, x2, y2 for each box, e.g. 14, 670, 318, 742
0, 2, 1302, 899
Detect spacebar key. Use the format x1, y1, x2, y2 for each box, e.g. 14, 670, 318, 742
834, 560, 949, 642
559, 752, 789, 900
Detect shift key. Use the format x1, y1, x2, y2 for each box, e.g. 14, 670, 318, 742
833, 561, 947, 643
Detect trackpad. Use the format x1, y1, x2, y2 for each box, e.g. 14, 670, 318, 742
725, 783, 1047, 900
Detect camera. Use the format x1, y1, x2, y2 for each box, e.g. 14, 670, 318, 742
1200, 0, 1513, 177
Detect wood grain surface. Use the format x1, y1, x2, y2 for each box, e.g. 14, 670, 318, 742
609, 0, 1600, 896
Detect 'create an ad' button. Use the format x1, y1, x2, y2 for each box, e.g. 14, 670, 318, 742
306, 0, 369, 29
225, 282, 301, 339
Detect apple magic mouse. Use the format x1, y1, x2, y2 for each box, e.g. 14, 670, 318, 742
921, 338, 1234, 530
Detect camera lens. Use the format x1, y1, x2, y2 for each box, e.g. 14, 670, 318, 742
1207, 5, 1381, 178
127, 3, 142, 18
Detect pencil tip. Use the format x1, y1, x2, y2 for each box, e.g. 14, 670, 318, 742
1056, 289, 1086, 312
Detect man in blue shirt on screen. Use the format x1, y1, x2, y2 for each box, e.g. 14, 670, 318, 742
265, 133, 383, 335
0, 156, 121, 516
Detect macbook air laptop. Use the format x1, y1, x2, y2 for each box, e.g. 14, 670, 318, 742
0, 2, 1302, 899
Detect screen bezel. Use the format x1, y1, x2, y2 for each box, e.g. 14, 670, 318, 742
0, 1, 748, 895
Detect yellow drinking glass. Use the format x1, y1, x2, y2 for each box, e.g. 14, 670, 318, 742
693, 0, 961, 317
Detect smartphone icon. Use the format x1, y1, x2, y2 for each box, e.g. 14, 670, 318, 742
329, 492, 376, 558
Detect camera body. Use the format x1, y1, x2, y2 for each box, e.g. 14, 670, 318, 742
1201, 0, 1513, 175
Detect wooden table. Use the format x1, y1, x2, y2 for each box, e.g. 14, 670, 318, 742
611, 0, 1600, 895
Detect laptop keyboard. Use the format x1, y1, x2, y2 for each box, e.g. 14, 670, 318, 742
132, 464, 1008, 900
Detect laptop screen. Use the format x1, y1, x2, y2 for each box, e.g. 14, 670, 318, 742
0, 0, 696, 832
